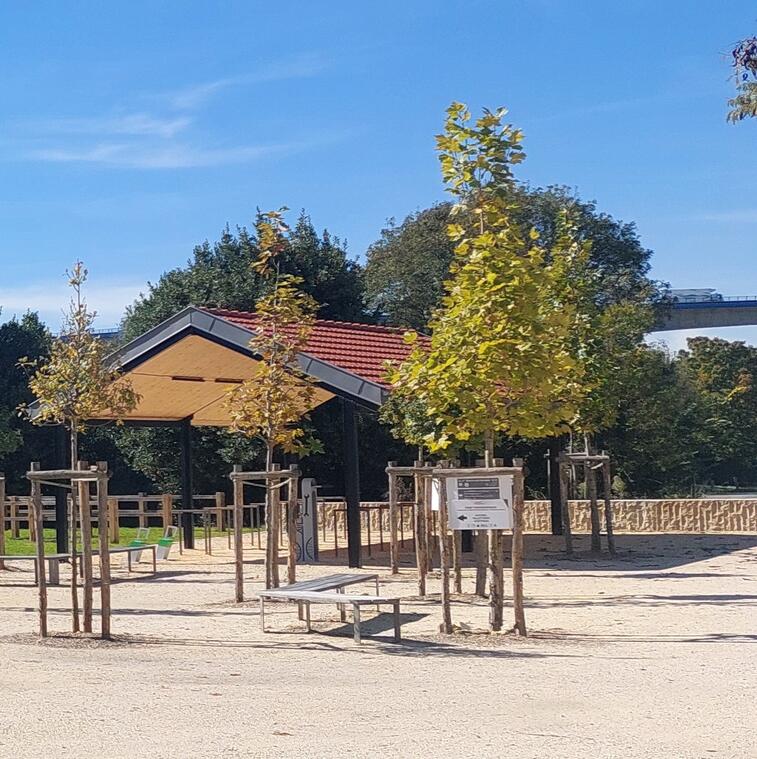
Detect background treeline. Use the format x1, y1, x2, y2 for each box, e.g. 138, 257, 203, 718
2, 194, 756, 499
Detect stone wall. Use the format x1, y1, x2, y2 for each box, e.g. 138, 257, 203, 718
522, 499, 757, 533
320, 499, 757, 534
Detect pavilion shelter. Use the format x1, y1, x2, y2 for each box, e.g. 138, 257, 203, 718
37, 306, 416, 567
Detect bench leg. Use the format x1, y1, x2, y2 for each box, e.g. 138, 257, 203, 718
338, 587, 346, 622
305, 602, 311, 633
393, 601, 401, 642
353, 604, 361, 645
259, 596, 266, 632
375, 577, 381, 612
127, 553, 132, 572
152, 548, 157, 574
48, 559, 60, 586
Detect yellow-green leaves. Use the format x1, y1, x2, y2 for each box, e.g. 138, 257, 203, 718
24, 261, 140, 432
384, 104, 592, 453
225, 211, 319, 454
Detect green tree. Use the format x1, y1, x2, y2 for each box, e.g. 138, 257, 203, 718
225, 210, 319, 592
388, 103, 590, 633
678, 337, 757, 486
116, 212, 365, 492
24, 262, 140, 634
364, 188, 662, 331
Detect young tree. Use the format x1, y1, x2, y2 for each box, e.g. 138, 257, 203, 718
387, 103, 590, 632
225, 210, 320, 590
24, 262, 140, 633
728, 37, 757, 123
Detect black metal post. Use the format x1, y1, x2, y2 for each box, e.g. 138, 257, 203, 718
548, 436, 563, 535
341, 398, 361, 568
179, 417, 195, 549
53, 424, 68, 553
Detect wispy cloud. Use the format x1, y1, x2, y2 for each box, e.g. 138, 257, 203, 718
3, 51, 333, 171
164, 52, 330, 109
19, 112, 192, 139
26, 141, 304, 169
697, 209, 757, 223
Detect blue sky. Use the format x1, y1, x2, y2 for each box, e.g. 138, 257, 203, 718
1, 1, 756, 349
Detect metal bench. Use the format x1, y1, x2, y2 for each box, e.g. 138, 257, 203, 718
258, 572, 401, 644
0, 554, 67, 584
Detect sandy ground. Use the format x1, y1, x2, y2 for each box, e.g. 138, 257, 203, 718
0, 532, 755, 759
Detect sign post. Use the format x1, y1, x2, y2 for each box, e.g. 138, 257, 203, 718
446, 474, 513, 530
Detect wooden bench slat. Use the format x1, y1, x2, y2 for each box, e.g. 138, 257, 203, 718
259, 590, 397, 604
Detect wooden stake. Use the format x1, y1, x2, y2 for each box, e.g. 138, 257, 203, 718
413, 466, 427, 596
286, 473, 299, 585
10, 496, 19, 539
78, 460, 93, 633
511, 466, 527, 636
559, 462, 573, 554
162, 494, 173, 532
601, 461, 617, 555
0, 474, 5, 571
584, 461, 601, 553
437, 469, 453, 634
215, 491, 225, 532
30, 462, 47, 637
387, 462, 400, 574
474, 531, 487, 596
232, 465, 244, 602
96, 463, 111, 639
452, 530, 463, 594
424, 472, 434, 572
108, 497, 119, 543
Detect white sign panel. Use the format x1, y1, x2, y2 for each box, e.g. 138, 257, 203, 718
446, 475, 513, 530
297, 477, 319, 563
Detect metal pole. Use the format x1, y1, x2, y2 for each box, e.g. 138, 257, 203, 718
179, 418, 194, 549
341, 398, 361, 568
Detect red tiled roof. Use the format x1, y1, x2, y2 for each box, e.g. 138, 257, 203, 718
204, 308, 425, 387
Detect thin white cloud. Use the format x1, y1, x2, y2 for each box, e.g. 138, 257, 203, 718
27, 140, 305, 169
697, 209, 757, 223
165, 52, 330, 110
0, 281, 144, 330
19, 112, 192, 138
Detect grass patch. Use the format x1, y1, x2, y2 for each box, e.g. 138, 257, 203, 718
1, 526, 253, 556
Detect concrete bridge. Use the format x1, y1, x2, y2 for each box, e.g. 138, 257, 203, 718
652, 296, 757, 331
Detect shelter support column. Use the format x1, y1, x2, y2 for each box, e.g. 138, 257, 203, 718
179, 417, 195, 549
341, 398, 361, 568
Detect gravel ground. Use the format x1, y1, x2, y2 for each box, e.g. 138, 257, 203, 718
0, 533, 755, 759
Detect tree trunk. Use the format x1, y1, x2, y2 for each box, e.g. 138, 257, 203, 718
559, 461, 573, 555
511, 467, 527, 636
265, 451, 280, 589
601, 461, 617, 556
437, 471, 453, 634
69, 428, 80, 633
78, 460, 93, 633
487, 528, 504, 631
96, 463, 111, 639
475, 438, 494, 596
585, 461, 601, 553
286, 472, 298, 585
232, 465, 244, 602
30, 462, 47, 638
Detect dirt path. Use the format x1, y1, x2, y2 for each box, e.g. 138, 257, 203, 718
1, 533, 755, 758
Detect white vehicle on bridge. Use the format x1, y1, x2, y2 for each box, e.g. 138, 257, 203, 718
671, 288, 724, 303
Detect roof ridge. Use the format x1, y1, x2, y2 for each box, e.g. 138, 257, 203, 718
204, 307, 417, 335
